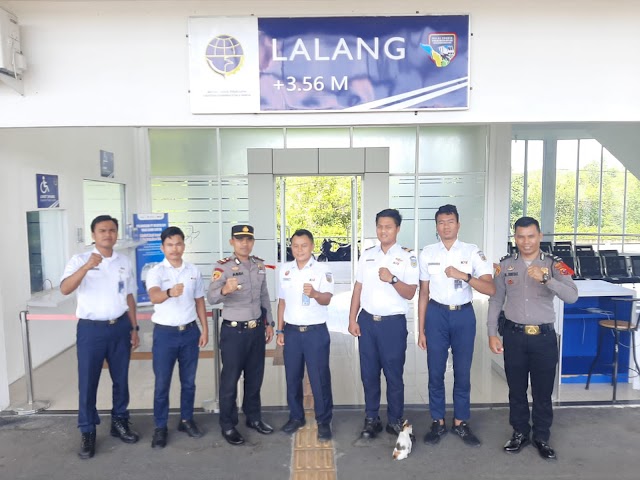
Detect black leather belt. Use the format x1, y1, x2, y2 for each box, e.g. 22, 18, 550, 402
285, 323, 326, 332
505, 319, 554, 335
154, 320, 196, 331
429, 299, 472, 311
223, 319, 262, 330
362, 310, 405, 322
79, 313, 126, 325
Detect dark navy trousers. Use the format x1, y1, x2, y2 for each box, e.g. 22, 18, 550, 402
357, 310, 407, 424
503, 322, 558, 442
76, 314, 131, 433
425, 300, 476, 422
218, 323, 266, 430
152, 322, 200, 428
283, 323, 333, 424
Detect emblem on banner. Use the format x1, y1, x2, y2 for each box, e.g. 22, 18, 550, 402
420, 33, 457, 67
205, 34, 245, 77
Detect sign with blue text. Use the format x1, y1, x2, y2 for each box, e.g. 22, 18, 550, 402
188, 15, 469, 113
133, 213, 169, 304
36, 174, 59, 208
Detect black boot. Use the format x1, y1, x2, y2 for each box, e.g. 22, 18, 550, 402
78, 431, 96, 459
110, 418, 140, 444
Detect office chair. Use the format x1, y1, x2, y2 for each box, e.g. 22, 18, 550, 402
576, 255, 605, 280
585, 297, 640, 402
599, 249, 619, 257
540, 241, 553, 254
602, 256, 640, 284
575, 245, 596, 256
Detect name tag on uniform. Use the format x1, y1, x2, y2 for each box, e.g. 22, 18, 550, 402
366, 258, 375, 262
233, 272, 244, 277
427, 263, 441, 275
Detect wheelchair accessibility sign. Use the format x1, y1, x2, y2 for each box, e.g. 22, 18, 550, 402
36, 174, 59, 208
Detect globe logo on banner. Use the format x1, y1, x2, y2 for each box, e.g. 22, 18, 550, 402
420, 33, 457, 67
205, 34, 245, 77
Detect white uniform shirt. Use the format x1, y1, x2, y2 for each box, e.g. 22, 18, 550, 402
146, 259, 205, 326
356, 243, 419, 316
61, 248, 135, 320
419, 239, 493, 305
278, 259, 334, 326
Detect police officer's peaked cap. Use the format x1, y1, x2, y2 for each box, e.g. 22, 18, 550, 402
232, 224, 255, 237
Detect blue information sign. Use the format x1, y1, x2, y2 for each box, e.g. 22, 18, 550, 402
36, 173, 59, 208
133, 213, 169, 304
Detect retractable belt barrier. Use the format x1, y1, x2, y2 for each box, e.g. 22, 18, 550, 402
13, 308, 223, 415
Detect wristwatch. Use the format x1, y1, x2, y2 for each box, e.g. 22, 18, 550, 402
131, 325, 140, 332
275, 329, 285, 335
269, 321, 275, 327
390, 276, 399, 284
464, 273, 472, 283
166, 288, 172, 298
541, 272, 550, 284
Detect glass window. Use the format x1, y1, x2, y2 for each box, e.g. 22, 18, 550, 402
150, 129, 217, 176
525, 140, 543, 222
625, 172, 640, 253
418, 125, 487, 173
27, 210, 67, 293
600, 148, 625, 240
83, 180, 125, 245
577, 139, 602, 246
353, 127, 416, 174
555, 140, 578, 240
510, 140, 525, 228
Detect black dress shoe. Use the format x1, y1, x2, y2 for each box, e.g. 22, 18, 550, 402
317, 423, 332, 442
503, 431, 530, 454
386, 420, 403, 436
151, 427, 168, 449
78, 431, 96, 459
110, 418, 140, 444
178, 419, 204, 438
360, 417, 383, 439
246, 419, 274, 435
424, 420, 447, 445
451, 421, 481, 446
281, 418, 306, 434
221, 427, 245, 446
533, 439, 557, 460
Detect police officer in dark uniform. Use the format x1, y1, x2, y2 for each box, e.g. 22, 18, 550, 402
207, 225, 275, 445
488, 217, 578, 460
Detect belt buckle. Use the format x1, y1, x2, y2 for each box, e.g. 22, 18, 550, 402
448, 305, 459, 311
524, 325, 540, 335
230, 321, 238, 327
108, 319, 117, 325
178, 324, 187, 331
299, 326, 308, 332
372, 315, 382, 322
248, 320, 257, 329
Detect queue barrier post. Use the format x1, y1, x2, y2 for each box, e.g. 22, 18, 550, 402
11, 310, 50, 415
202, 307, 221, 413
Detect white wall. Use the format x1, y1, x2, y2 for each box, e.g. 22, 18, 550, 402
1, 0, 640, 127
0, 127, 140, 410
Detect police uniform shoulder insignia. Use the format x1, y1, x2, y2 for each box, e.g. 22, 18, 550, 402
325, 272, 333, 283
401, 246, 414, 253
494, 263, 501, 276
251, 255, 265, 262
212, 267, 224, 281
477, 250, 487, 262
217, 257, 231, 264
552, 255, 574, 276
499, 253, 512, 262
410, 255, 417, 268
365, 245, 376, 251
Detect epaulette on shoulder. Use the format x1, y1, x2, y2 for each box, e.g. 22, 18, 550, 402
551, 254, 564, 263
217, 257, 231, 264
365, 245, 376, 251
500, 253, 513, 262
402, 246, 415, 253
251, 255, 265, 262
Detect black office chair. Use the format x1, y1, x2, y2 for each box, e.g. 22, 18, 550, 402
602, 256, 640, 284
585, 297, 640, 402
540, 241, 553, 254
577, 255, 605, 280
629, 256, 640, 281
554, 241, 574, 255
575, 245, 596, 256
599, 249, 619, 257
